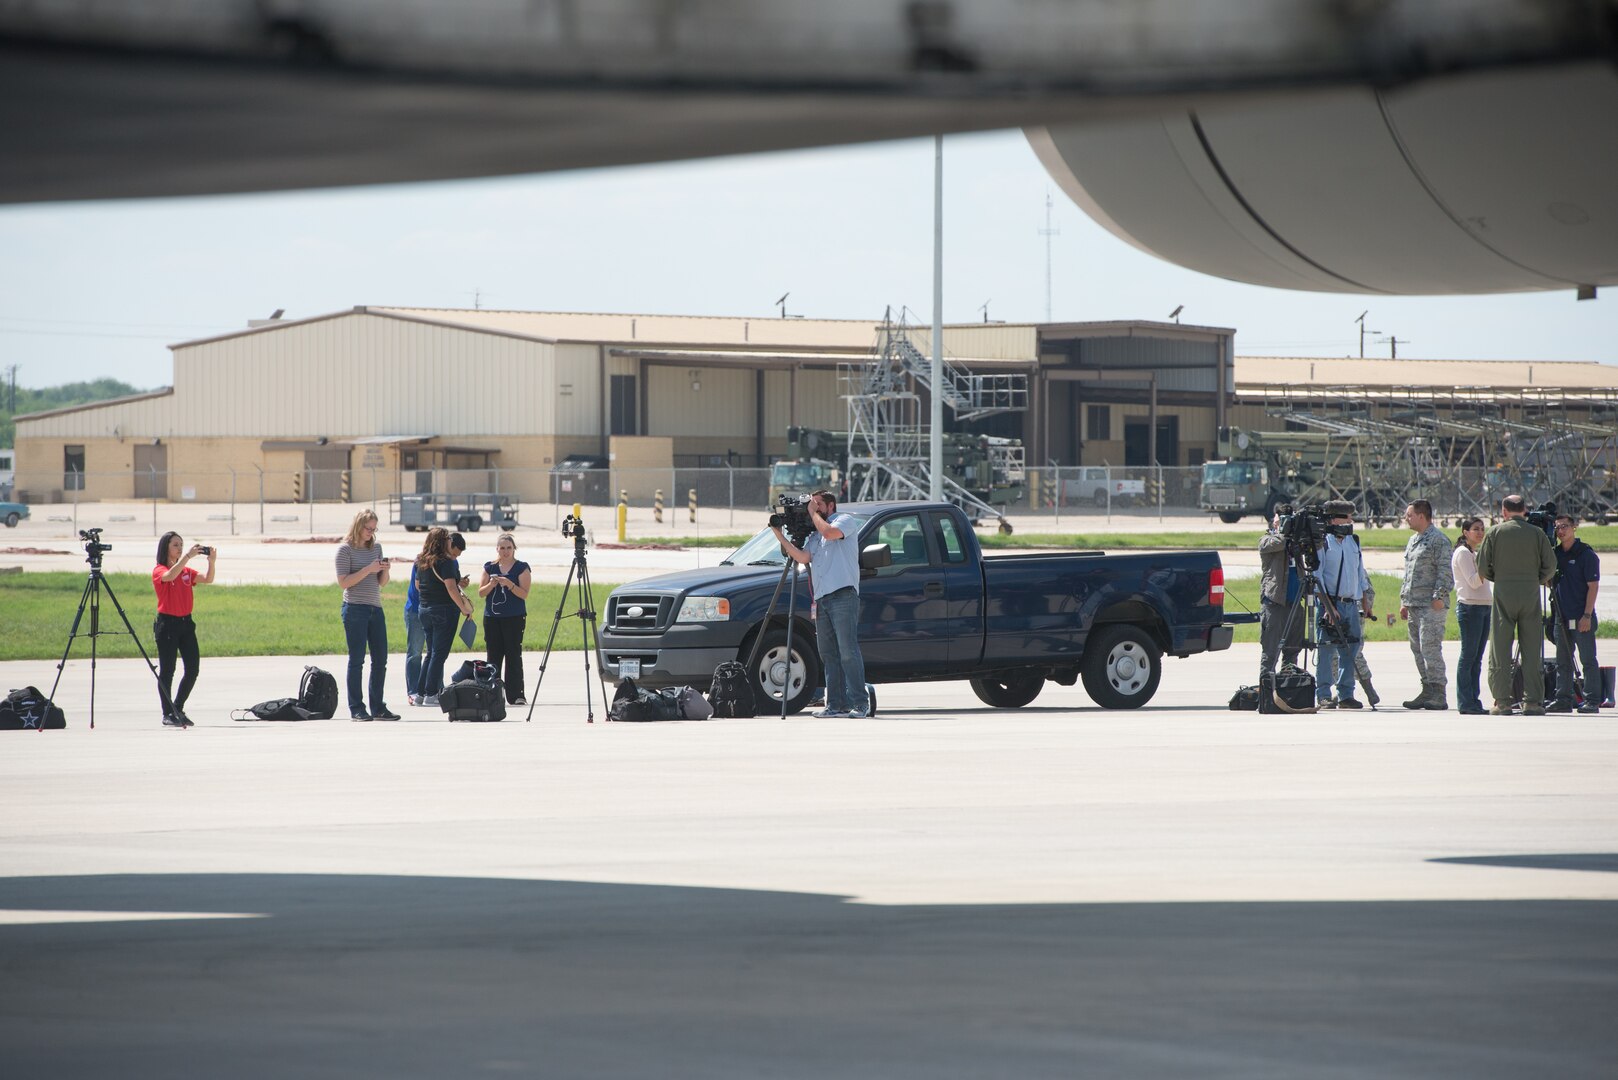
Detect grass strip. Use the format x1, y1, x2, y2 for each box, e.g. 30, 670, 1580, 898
0, 573, 620, 662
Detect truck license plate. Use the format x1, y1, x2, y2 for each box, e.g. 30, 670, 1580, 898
619, 658, 642, 678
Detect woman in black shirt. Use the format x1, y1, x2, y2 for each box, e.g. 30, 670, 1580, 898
414, 528, 473, 704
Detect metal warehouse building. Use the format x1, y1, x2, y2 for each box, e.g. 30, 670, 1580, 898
13, 305, 1617, 507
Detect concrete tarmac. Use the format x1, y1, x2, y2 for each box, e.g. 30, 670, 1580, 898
3, 642, 1616, 1078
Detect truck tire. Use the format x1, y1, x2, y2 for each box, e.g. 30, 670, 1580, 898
969, 674, 1044, 708
1081, 625, 1162, 709
746, 628, 819, 715
1093, 491, 1108, 508
1217, 511, 1242, 524
457, 515, 483, 533
3, 512, 17, 528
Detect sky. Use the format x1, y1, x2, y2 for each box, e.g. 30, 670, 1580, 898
2, 128, 1614, 391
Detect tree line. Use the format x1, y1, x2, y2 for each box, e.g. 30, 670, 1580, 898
1, 378, 156, 447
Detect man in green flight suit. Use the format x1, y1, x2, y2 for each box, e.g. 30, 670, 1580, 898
1476, 494, 1558, 715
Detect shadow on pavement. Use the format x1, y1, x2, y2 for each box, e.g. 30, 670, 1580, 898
1431, 853, 1618, 874
2, 873, 1615, 1079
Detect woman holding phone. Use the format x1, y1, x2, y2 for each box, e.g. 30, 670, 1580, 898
479, 533, 533, 705
153, 531, 216, 728
415, 528, 474, 706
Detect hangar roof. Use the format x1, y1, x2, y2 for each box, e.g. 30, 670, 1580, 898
1234, 356, 1618, 393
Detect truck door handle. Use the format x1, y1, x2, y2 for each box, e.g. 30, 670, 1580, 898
924, 581, 944, 597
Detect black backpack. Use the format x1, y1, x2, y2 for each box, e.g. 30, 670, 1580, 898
235, 697, 316, 722
708, 661, 756, 718
439, 677, 505, 722
298, 666, 338, 720
0, 686, 67, 730
1229, 685, 1261, 711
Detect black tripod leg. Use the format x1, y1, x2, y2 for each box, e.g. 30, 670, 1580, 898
742, 563, 794, 686
780, 569, 798, 719
47, 575, 97, 706
576, 556, 599, 724
529, 558, 578, 703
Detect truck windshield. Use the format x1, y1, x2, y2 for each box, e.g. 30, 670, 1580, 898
720, 516, 870, 566
1202, 461, 1258, 485
769, 463, 828, 487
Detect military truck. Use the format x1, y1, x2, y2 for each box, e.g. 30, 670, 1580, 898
1198, 426, 1366, 523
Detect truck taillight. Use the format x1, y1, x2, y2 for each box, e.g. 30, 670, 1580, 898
1209, 567, 1225, 605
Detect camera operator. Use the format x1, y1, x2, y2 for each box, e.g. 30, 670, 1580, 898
1258, 504, 1304, 681
1398, 500, 1454, 710
1549, 514, 1600, 714
1314, 501, 1372, 709
152, 531, 216, 728
1477, 494, 1557, 715
771, 489, 869, 718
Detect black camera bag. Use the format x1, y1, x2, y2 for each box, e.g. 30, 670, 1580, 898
439, 677, 505, 722
1229, 685, 1261, 711
0, 686, 67, 730
708, 661, 756, 718
1259, 665, 1317, 714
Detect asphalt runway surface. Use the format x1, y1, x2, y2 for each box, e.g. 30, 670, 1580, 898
3, 642, 1615, 1078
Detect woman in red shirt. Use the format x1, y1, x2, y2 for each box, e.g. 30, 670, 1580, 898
153, 531, 216, 728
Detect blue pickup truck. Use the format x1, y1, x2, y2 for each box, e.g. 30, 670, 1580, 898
598, 501, 1234, 712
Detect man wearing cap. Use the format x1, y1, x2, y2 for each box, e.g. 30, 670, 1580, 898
1313, 500, 1372, 709
1476, 494, 1558, 715
1549, 514, 1601, 714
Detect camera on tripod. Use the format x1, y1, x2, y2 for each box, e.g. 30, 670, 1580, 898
561, 514, 586, 542
768, 493, 815, 546
79, 527, 112, 566
1524, 500, 1558, 541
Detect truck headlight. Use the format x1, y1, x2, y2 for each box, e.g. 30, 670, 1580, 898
675, 595, 730, 622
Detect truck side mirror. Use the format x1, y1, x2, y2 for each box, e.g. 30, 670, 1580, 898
859, 543, 892, 576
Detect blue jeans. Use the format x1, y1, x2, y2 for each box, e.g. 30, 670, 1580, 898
1315, 600, 1363, 703
815, 586, 868, 714
341, 602, 389, 714
403, 607, 425, 697
419, 603, 458, 696
1455, 601, 1491, 711
1553, 613, 1600, 705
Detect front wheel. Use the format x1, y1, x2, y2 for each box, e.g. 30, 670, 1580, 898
746, 628, 819, 715
1081, 625, 1163, 709
969, 673, 1044, 708
1217, 511, 1242, 524
3, 512, 17, 528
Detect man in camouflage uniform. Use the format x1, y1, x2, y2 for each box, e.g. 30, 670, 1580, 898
1477, 494, 1558, 715
1399, 499, 1454, 709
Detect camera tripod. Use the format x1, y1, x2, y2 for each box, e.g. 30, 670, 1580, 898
742, 549, 812, 719
47, 530, 174, 730
526, 515, 605, 723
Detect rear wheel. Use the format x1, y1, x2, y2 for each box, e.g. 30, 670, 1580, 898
457, 515, 483, 533
1081, 625, 1162, 709
3, 512, 18, 528
1217, 511, 1242, 524
969, 673, 1045, 708
746, 628, 819, 715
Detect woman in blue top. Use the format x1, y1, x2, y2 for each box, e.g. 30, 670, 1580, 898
478, 532, 533, 705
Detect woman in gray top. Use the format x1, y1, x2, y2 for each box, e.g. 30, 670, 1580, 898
335, 509, 397, 721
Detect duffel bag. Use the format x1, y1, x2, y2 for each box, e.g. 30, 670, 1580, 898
1260, 665, 1317, 714
439, 678, 506, 722
0, 686, 67, 730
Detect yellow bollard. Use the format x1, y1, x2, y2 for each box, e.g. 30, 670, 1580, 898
688, 487, 697, 523
654, 488, 664, 523
573, 502, 582, 520
617, 499, 627, 542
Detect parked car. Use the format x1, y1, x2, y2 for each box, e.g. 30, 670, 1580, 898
0, 500, 28, 528
598, 501, 1234, 712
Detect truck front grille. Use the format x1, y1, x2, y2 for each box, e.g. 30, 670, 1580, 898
606, 593, 676, 633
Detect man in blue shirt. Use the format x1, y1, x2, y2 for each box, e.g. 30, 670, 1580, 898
1550, 514, 1601, 713
1314, 500, 1373, 709
772, 489, 868, 718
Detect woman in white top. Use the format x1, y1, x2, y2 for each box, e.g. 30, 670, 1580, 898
1451, 517, 1492, 714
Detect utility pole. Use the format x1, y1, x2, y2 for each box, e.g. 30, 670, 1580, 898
1039, 191, 1060, 323
1378, 335, 1410, 359
930, 135, 944, 502
4, 363, 16, 413
1355, 311, 1380, 359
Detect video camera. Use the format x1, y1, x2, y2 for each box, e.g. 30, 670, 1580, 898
1274, 502, 1355, 571
79, 527, 112, 568
562, 514, 586, 543
1524, 500, 1558, 541
769, 493, 815, 546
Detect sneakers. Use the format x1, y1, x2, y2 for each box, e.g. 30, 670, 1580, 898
1316, 699, 1337, 710
370, 705, 400, 721
510, 696, 527, 706
1578, 702, 1601, 714
849, 709, 870, 719
351, 710, 372, 722
423, 695, 440, 708
1336, 698, 1363, 710
407, 693, 423, 707
812, 708, 850, 718
162, 711, 193, 728
1546, 700, 1573, 713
